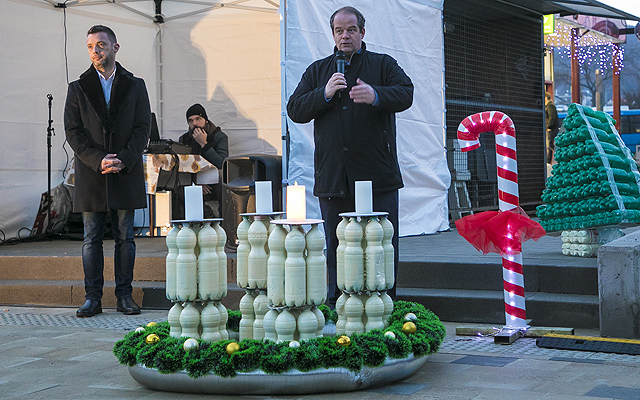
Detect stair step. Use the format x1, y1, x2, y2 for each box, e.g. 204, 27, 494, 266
397, 262, 598, 295
0, 237, 600, 328
0, 280, 244, 311
397, 288, 599, 329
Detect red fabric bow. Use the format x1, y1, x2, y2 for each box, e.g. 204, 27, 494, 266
455, 207, 546, 255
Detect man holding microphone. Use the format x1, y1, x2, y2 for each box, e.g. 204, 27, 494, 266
287, 6, 413, 306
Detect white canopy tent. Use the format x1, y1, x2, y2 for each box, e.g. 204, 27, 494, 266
0, 0, 449, 241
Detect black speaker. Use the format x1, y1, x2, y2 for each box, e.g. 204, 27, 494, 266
221, 154, 282, 251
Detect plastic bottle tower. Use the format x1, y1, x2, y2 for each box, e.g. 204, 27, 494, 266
235, 211, 326, 342
235, 200, 328, 342
165, 219, 229, 340
236, 214, 272, 341
335, 209, 395, 335
265, 221, 327, 342
237, 212, 327, 342
537, 104, 640, 237
336, 215, 394, 335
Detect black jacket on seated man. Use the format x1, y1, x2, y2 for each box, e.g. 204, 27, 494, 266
179, 122, 228, 169
174, 104, 229, 219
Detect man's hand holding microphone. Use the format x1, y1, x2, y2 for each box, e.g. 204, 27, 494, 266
324, 50, 375, 104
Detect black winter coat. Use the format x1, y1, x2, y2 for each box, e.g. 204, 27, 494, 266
64, 63, 151, 212
287, 43, 413, 197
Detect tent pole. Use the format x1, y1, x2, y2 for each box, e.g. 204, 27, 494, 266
156, 24, 164, 136
280, 0, 288, 211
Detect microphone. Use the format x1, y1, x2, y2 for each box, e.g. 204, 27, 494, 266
335, 50, 346, 75
47, 94, 53, 100
335, 51, 346, 97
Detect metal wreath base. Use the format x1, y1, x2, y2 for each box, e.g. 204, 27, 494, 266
128, 354, 428, 395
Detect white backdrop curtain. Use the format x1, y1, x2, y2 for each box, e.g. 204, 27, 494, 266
284, 0, 450, 236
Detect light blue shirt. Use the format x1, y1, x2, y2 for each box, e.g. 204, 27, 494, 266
97, 66, 116, 108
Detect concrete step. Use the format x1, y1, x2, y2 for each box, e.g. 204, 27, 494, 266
397, 261, 598, 295
0, 247, 241, 311
397, 288, 599, 329
0, 252, 238, 281
0, 237, 600, 328
0, 279, 244, 311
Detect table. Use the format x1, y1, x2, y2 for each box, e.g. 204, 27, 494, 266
144, 154, 218, 236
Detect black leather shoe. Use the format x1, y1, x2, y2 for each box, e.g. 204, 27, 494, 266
76, 299, 102, 318
117, 297, 141, 315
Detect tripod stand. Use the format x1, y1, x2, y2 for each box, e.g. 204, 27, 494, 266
33, 94, 77, 239
46, 93, 55, 234
2, 95, 79, 244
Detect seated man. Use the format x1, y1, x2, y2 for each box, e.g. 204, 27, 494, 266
173, 103, 228, 219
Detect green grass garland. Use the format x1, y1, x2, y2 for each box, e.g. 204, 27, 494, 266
260, 341, 295, 374
113, 300, 445, 378
294, 340, 326, 372
226, 310, 241, 332
232, 339, 264, 372
184, 342, 223, 378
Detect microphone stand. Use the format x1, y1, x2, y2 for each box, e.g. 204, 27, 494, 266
4, 94, 81, 244
46, 94, 55, 235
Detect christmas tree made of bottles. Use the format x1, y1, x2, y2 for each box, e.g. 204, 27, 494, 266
537, 103, 640, 232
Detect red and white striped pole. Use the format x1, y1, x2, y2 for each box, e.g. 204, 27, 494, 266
457, 111, 527, 329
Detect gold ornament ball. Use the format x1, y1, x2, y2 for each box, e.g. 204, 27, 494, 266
384, 331, 396, 339
145, 334, 160, 344
289, 340, 300, 348
134, 327, 145, 333
404, 312, 417, 321
402, 321, 417, 334
337, 335, 351, 346
183, 338, 199, 351
146, 321, 158, 328
226, 342, 240, 355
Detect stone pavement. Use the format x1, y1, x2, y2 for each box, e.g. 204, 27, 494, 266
2, 306, 640, 399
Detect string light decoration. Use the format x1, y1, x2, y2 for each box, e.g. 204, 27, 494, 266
545, 20, 625, 75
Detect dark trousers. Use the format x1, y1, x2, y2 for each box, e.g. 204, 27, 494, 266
82, 210, 135, 301
319, 190, 399, 305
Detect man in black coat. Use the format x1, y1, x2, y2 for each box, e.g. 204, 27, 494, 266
64, 25, 151, 317
287, 7, 414, 305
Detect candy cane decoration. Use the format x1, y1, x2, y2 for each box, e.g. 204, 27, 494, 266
457, 111, 527, 330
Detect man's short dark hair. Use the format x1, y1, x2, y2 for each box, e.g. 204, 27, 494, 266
330, 6, 365, 32
87, 25, 117, 44
545, 92, 552, 100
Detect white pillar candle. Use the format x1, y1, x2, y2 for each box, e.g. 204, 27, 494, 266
355, 181, 373, 214
184, 184, 204, 221
286, 182, 306, 222
255, 181, 273, 214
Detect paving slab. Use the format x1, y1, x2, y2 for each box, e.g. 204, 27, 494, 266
0, 306, 639, 399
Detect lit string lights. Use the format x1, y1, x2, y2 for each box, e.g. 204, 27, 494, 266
545, 21, 625, 75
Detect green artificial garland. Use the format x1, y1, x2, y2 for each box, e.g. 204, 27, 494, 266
113, 300, 445, 378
